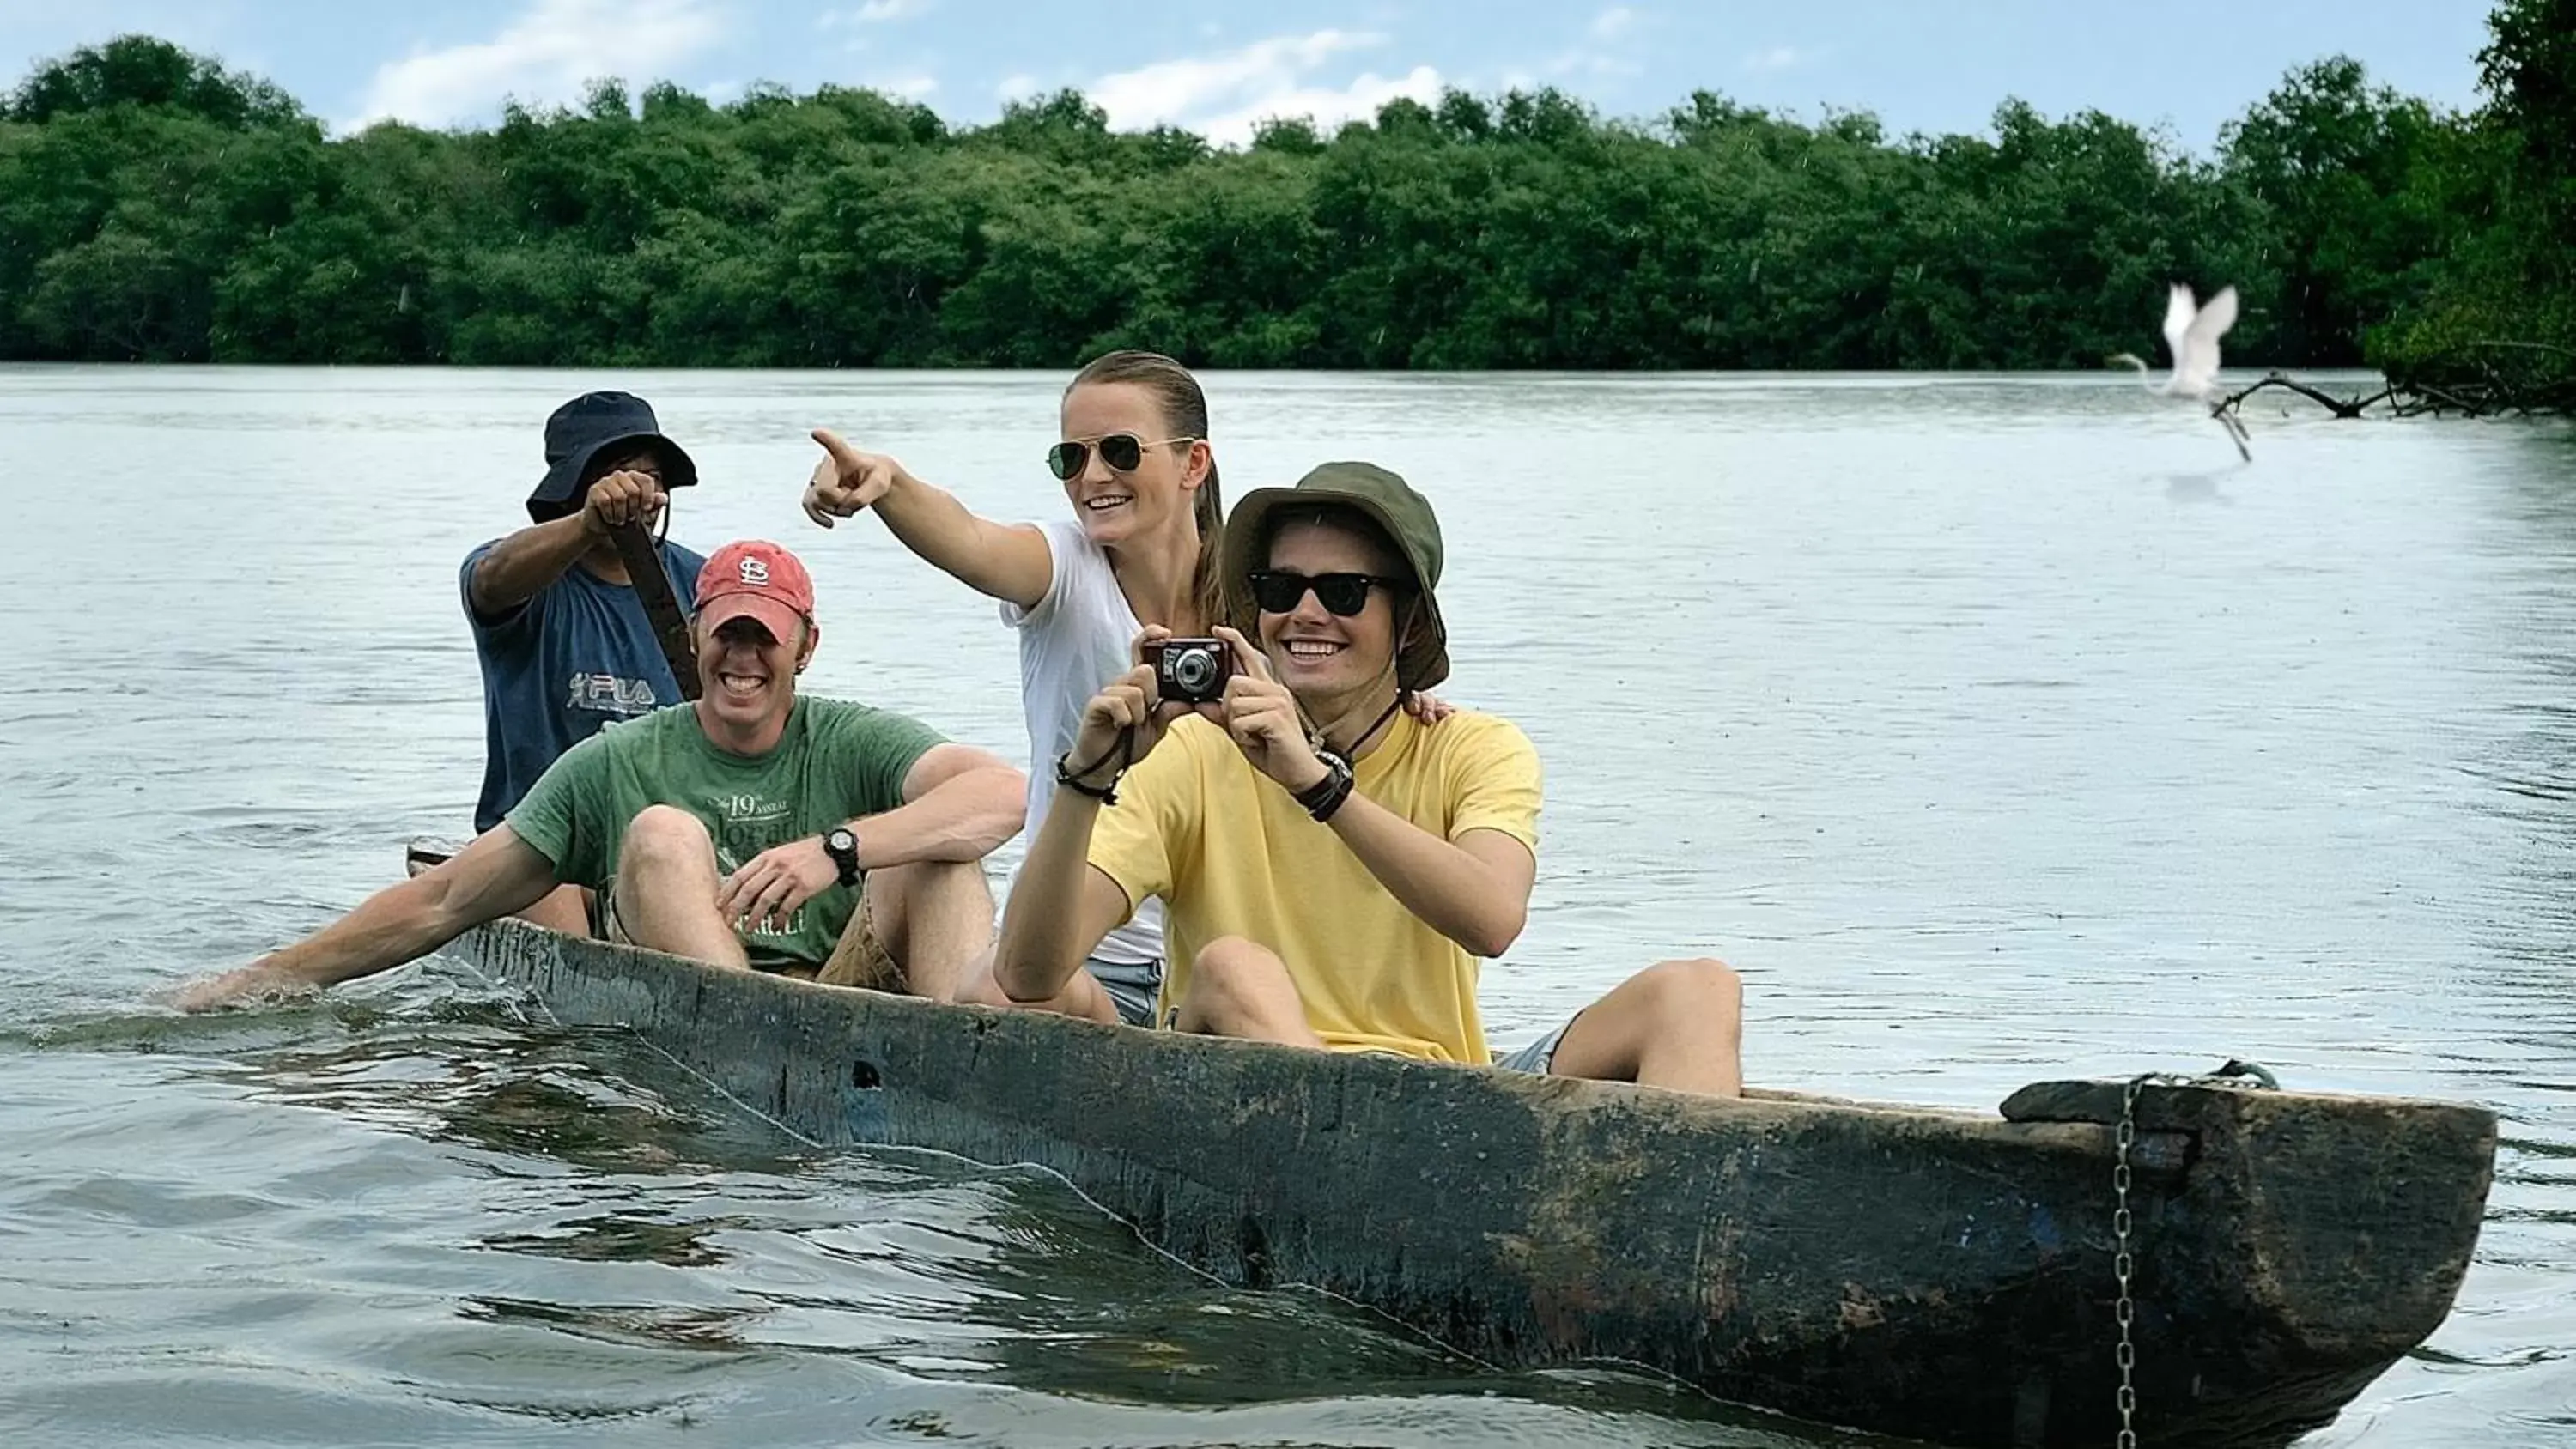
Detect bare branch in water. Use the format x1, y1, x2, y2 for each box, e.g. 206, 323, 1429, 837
2214, 373, 2392, 419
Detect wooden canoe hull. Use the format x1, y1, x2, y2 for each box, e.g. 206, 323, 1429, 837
432, 912, 2494, 1448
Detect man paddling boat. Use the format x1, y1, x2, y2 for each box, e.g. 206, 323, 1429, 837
176, 541, 1025, 1010
985, 464, 1746, 1094
465, 391, 708, 934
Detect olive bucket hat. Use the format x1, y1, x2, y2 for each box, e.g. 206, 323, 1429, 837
1221, 461, 1449, 692
526, 391, 699, 523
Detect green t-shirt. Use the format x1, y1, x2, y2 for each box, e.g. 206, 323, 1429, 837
507, 696, 945, 969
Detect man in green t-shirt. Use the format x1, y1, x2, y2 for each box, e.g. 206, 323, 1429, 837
175, 540, 1027, 1010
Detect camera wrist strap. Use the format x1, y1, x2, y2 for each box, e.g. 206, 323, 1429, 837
1057, 724, 1135, 801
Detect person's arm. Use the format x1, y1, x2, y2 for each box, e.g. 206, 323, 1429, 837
991, 789, 1135, 1004
869, 742, 1026, 864
468, 470, 665, 617
1316, 809, 1534, 960
993, 640, 1196, 1003
713, 743, 1026, 930
169, 827, 560, 1010
805, 430, 1053, 609
1204, 627, 1534, 958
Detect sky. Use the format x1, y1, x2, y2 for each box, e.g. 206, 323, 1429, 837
0, 0, 2501, 150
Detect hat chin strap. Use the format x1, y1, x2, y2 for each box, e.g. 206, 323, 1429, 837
1297, 647, 1406, 759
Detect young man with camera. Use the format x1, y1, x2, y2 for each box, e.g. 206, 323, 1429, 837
174, 542, 1025, 1012
991, 464, 1744, 1094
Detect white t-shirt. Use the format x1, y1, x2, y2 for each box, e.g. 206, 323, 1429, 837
999, 518, 1167, 966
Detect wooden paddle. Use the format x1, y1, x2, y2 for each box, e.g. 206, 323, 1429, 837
608, 520, 701, 701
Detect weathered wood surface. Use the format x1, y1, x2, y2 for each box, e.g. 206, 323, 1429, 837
434, 910, 2495, 1449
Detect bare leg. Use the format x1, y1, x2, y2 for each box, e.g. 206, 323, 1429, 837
516, 883, 592, 937
953, 943, 1127, 1025
611, 806, 750, 969
864, 860, 994, 1003
1170, 937, 1322, 1046
1546, 958, 1743, 1096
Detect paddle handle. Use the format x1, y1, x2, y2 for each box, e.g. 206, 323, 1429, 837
609, 521, 702, 702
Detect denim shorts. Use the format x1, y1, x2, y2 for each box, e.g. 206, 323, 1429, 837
1085, 955, 1164, 1028
1494, 1018, 1576, 1076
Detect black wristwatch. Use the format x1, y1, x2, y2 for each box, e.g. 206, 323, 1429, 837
1292, 750, 1356, 822
823, 827, 861, 887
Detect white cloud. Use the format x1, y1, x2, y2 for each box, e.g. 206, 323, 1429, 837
1545, 46, 1640, 80
1091, 31, 1441, 146
869, 72, 939, 99
1742, 45, 1804, 72
1529, 7, 1645, 85
1190, 66, 1440, 145
818, 0, 931, 23
1589, 6, 1636, 41
996, 73, 1039, 101
351, 0, 724, 129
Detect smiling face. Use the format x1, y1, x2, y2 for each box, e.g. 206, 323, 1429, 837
1057, 380, 1207, 549
693, 614, 813, 748
1255, 517, 1410, 715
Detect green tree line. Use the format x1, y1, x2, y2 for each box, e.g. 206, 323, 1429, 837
0, 0, 2564, 377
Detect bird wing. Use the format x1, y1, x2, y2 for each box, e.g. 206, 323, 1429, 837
2160, 284, 2196, 373
2174, 286, 2239, 393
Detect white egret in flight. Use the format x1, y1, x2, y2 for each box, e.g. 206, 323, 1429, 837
2111, 282, 2251, 461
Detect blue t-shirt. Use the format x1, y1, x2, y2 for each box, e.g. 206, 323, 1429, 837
461, 539, 708, 832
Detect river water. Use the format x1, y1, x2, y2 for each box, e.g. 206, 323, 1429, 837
1, 367, 2569, 1446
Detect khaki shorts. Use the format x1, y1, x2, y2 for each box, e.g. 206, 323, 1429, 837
596, 888, 900, 991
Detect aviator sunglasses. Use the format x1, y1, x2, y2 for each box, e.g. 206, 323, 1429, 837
1045, 433, 1196, 481
1246, 570, 1406, 617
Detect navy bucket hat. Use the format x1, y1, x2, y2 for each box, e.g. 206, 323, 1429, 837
526, 391, 699, 522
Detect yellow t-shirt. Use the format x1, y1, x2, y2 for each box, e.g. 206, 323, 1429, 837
1086, 708, 1542, 1063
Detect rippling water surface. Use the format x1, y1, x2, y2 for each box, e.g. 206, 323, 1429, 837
3, 367, 2570, 1446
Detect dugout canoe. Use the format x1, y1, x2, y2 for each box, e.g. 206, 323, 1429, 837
408, 845, 2494, 1448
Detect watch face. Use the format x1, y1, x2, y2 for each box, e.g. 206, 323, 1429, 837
826, 828, 855, 854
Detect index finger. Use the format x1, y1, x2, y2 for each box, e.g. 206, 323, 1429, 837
1128, 625, 1174, 668
1212, 625, 1273, 683
811, 427, 865, 470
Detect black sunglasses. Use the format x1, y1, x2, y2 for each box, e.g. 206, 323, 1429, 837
1246, 570, 1405, 617
1045, 433, 1194, 481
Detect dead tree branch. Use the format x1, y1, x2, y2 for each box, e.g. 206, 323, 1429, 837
2214, 372, 2392, 419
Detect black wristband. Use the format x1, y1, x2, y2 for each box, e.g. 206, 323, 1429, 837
1054, 750, 1121, 804
1293, 751, 1355, 822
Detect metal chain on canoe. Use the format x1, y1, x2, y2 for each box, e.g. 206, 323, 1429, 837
2112, 1058, 2280, 1448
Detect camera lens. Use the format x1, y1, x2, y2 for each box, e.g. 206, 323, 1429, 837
1171, 649, 1216, 691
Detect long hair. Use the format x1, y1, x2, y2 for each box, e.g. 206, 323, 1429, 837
1065, 350, 1223, 629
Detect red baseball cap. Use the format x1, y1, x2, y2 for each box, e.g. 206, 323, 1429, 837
696, 540, 816, 641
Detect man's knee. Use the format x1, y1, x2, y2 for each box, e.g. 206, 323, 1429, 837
621, 805, 714, 870
1190, 936, 1286, 1004
1635, 957, 1742, 1025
